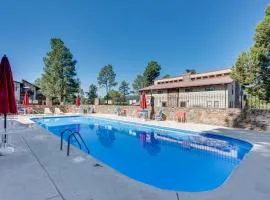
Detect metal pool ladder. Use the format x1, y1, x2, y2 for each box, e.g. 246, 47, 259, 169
60, 129, 90, 156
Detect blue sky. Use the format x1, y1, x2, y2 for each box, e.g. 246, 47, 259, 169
0, 0, 269, 96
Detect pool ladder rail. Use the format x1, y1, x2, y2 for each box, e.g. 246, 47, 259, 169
60, 129, 90, 156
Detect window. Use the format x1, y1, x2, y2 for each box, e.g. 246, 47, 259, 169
207, 101, 212, 108
214, 101, 219, 108
185, 88, 192, 92
157, 90, 164, 94
180, 101, 187, 107
162, 102, 167, 107
205, 87, 215, 91
231, 85, 234, 95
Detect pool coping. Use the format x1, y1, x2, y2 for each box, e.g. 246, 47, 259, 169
7, 114, 270, 199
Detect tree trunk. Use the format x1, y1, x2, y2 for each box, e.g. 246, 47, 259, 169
106, 86, 109, 104
46, 97, 52, 106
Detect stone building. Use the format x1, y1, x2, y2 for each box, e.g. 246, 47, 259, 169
140, 69, 242, 109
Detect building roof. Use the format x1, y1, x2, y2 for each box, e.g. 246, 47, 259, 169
156, 68, 231, 81
140, 69, 233, 91
21, 79, 40, 89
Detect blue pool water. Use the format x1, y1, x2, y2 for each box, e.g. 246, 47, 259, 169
32, 116, 252, 192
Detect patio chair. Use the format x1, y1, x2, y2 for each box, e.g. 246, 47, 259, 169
55, 108, 63, 115
88, 105, 95, 114
78, 107, 85, 114
176, 111, 186, 123
155, 110, 164, 121
17, 105, 26, 115
114, 107, 121, 116
120, 108, 127, 116
139, 109, 148, 119
135, 108, 142, 118
44, 108, 53, 115
67, 107, 74, 113
26, 107, 33, 114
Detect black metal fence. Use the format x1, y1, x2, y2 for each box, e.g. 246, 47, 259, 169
98, 93, 270, 110
246, 95, 270, 110
165, 93, 232, 109
157, 94, 270, 110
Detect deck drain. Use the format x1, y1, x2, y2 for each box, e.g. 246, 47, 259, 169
93, 163, 103, 167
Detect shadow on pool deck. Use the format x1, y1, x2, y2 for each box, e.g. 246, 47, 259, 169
0, 124, 177, 200
0, 121, 270, 200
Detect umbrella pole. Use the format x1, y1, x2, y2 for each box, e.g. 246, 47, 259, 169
2, 114, 8, 147
4, 114, 7, 131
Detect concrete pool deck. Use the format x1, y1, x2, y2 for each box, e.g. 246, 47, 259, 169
0, 114, 270, 200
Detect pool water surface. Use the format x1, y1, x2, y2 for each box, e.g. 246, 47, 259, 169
32, 116, 252, 192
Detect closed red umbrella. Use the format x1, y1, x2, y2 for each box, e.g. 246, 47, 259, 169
0, 55, 17, 132
76, 96, 80, 107
140, 92, 147, 109
22, 91, 29, 107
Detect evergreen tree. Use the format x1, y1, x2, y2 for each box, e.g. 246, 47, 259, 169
40, 38, 80, 105
97, 64, 117, 103
132, 74, 146, 94
143, 61, 161, 86
185, 69, 197, 74
88, 84, 98, 104
79, 88, 87, 104
119, 80, 130, 101
162, 74, 170, 78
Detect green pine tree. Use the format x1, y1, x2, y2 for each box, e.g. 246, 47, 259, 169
119, 80, 130, 102
132, 74, 146, 94
97, 64, 117, 103
143, 61, 161, 86
88, 84, 98, 104
40, 38, 80, 105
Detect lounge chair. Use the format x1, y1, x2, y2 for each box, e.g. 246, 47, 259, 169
55, 108, 63, 115
44, 108, 53, 115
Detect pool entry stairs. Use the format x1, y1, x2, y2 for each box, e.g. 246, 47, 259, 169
60, 129, 90, 156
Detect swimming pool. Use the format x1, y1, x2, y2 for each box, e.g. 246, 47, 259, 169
32, 116, 252, 192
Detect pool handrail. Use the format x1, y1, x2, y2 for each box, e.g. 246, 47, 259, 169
60, 129, 81, 151
67, 131, 90, 156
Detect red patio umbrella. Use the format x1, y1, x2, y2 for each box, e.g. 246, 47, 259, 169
140, 92, 147, 109
0, 55, 17, 132
76, 96, 80, 107
22, 91, 29, 107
